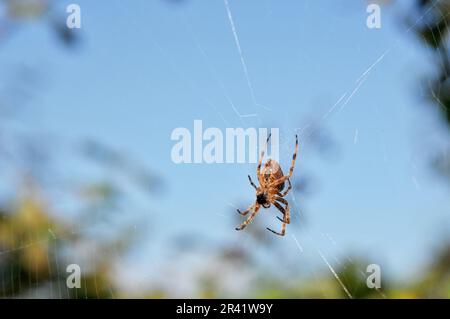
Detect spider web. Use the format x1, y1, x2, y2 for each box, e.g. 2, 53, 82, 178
212, 0, 447, 298
1, 0, 449, 299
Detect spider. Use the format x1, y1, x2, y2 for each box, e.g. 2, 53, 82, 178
235, 134, 298, 236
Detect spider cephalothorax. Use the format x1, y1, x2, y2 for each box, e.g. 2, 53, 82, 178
256, 192, 269, 206
236, 134, 299, 236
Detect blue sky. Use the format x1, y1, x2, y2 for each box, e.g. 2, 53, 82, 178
2, 0, 450, 289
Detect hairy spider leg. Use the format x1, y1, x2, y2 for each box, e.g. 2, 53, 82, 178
236, 204, 261, 230
275, 197, 290, 224
272, 201, 286, 222
266, 220, 286, 236
247, 175, 258, 190
267, 198, 290, 236
237, 203, 255, 216
278, 178, 292, 197
269, 135, 298, 188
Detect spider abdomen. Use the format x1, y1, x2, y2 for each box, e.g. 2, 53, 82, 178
262, 159, 285, 191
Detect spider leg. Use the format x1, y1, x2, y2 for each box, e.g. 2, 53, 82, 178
247, 175, 258, 190
267, 202, 290, 236
236, 204, 260, 231
278, 178, 292, 197
275, 197, 290, 224
273, 201, 286, 223
275, 196, 288, 205
266, 198, 290, 237
266, 223, 286, 236
257, 133, 271, 186
288, 134, 299, 178
269, 135, 298, 188
237, 203, 254, 216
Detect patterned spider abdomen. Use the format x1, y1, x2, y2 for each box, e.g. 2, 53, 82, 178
262, 159, 285, 191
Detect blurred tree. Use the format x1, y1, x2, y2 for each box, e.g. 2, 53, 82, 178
413, 243, 450, 298
0, 0, 78, 47
0, 183, 121, 298
410, 0, 450, 182
0, 0, 161, 298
